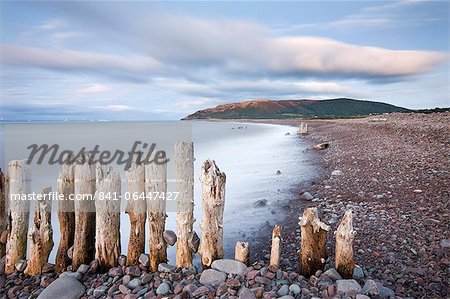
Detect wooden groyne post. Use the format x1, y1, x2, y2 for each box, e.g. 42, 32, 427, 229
269, 225, 282, 269
5, 160, 31, 275
235, 241, 249, 265
335, 210, 356, 278
25, 186, 54, 276
298, 122, 308, 135
145, 161, 167, 271
55, 162, 75, 273
72, 156, 96, 270
175, 141, 195, 268
299, 207, 329, 276
125, 156, 146, 266
95, 165, 121, 272
199, 160, 226, 268
0, 168, 6, 258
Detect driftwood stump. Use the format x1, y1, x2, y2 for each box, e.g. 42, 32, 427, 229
95, 165, 121, 272
299, 208, 329, 277
145, 162, 167, 271
72, 157, 96, 270
335, 210, 356, 278
235, 241, 249, 265
199, 160, 226, 268
0, 168, 6, 258
5, 160, 30, 275
55, 162, 75, 273
269, 225, 282, 269
175, 141, 195, 268
125, 157, 146, 266
25, 186, 54, 276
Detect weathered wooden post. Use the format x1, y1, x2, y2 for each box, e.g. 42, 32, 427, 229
125, 156, 146, 266
299, 208, 329, 277
5, 160, 31, 275
55, 162, 75, 273
0, 168, 6, 258
235, 241, 249, 265
175, 141, 195, 268
199, 160, 226, 268
335, 210, 356, 278
25, 186, 54, 276
269, 225, 282, 269
72, 155, 96, 270
95, 165, 121, 272
298, 122, 308, 135
145, 161, 167, 271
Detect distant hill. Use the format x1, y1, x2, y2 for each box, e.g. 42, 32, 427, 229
182, 98, 412, 120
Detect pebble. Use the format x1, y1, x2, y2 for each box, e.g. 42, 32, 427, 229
289, 284, 301, 295
138, 254, 149, 267
77, 264, 89, 275
331, 170, 343, 176
163, 230, 177, 246
192, 286, 209, 297
352, 266, 364, 279
15, 260, 27, 272
189, 231, 200, 253
199, 269, 227, 287
118, 255, 127, 266
336, 279, 362, 295
127, 278, 141, 289
93, 285, 108, 298
156, 282, 171, 295
301, 192, 314, 200
158, 263, 177, 273
323, 268, 342, 281
277, 284, 289, 296
126, 265, 141, 277
239, 287, 256, 299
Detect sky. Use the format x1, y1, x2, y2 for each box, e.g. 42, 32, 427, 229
0, 0, 449, 120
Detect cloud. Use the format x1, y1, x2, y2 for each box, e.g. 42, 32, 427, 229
77, 83, 110, 93
0, 44, 161, 81
266, 37, 446, 78
94, 104, 135, 112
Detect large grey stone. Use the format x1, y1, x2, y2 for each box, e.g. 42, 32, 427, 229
211, 259, 247, 275
37, 277, 85, 299
336, 279, 362, 295
59, 271, 82, 280
199, 269, 227, 287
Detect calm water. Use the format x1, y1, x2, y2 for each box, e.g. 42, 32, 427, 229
1, 121, 314, 265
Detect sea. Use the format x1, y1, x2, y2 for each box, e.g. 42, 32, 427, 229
0, 121, 315, 265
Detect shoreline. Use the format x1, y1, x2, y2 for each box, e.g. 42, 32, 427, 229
1, 113, 448, 299
248, 112, 449, 298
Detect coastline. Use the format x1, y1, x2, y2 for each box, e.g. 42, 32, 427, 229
1, 113, 448, 299
245, 112, 449, 298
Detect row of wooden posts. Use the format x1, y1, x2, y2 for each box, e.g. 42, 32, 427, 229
0, 140, 356, 279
